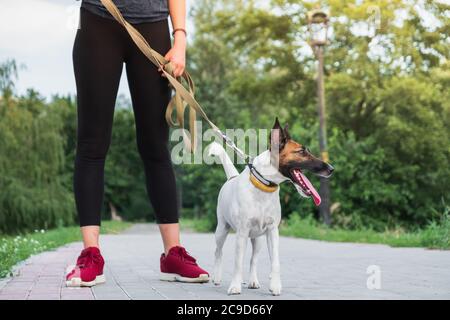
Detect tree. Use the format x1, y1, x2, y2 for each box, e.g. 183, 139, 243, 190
182, 0, 450, 228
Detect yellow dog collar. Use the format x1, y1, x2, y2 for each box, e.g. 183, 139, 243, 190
248, 164, 278, 193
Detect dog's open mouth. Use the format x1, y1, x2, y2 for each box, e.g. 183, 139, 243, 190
291, 168, 321, 206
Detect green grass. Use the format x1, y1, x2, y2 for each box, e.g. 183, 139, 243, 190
180, 211, 450, 250
0, 221, 132, 278
180, 217, 217, 233
280, 213, 449, 249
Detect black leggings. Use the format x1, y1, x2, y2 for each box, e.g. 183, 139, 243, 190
73, 8, 178, 226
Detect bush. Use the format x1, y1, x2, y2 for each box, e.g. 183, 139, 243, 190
420, 205, 450, 249
0, 88, 75, 233
0, 177, 74, 234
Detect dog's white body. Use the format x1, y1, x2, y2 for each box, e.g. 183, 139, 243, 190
208, 142, 291, 295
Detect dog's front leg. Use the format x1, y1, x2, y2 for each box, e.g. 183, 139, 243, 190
267, 227, 282, 295
227, 233, 248, 295
248, 237, 263, 289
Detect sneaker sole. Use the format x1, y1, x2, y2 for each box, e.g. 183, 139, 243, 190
66, 274, 106, 287
160, 272, 209, 283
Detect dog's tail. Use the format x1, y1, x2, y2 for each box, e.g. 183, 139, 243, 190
207, 142, 239, 180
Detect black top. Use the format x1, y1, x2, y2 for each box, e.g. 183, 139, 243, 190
79, 0, 169, 24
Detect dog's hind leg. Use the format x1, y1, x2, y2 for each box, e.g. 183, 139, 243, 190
248, 237, 263, 289
267, 227, 282, 295
213, 219, 229, 285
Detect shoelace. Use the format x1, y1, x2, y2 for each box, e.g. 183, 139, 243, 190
178, 247, 197, 265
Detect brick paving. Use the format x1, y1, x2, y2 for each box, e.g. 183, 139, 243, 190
0, 223, 449, 300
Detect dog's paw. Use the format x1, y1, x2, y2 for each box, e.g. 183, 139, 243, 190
248, 279, 260, 289
269, 287, 282, 296
227, 284, 242, 295
269, 278, 282, 296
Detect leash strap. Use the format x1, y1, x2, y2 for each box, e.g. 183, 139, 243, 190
99, 0, 252, 163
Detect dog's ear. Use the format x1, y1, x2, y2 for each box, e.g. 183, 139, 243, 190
273, 117, 282, 131
283, 123, 291, 141
270, 117, 288, 151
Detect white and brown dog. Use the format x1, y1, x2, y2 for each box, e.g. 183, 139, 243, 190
208, 118, 334, 295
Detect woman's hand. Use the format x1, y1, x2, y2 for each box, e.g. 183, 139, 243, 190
162, 34, 186, 78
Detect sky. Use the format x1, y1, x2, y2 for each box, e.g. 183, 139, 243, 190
0, 0, 193, 101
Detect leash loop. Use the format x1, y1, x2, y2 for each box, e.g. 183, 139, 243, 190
99, 0, 252, 162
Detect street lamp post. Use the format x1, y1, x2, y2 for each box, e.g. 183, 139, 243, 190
308, 9, 331, 226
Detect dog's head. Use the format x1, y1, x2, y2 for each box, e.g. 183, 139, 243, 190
269, 118, 334, 206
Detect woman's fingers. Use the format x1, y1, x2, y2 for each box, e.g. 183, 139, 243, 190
166, 62, 184, 78
161, 47, 186, 77
174, 64, 185, 77
159, 59, 185, 77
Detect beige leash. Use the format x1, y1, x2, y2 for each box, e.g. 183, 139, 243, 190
99, 0, 233, 155
98, 1, 286, 193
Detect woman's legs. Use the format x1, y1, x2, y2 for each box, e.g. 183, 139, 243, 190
73, 8, 125, 242
68, 9, 126, 286
159, 223, 180, 255
74, 10, 180, 253
70, 11, 208, 283
81, 226, 100, 248
124, 19, 180, 254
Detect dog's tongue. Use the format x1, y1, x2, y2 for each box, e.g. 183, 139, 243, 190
294, 169, 321, 206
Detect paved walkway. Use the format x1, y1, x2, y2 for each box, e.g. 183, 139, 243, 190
0, 224, 449, 300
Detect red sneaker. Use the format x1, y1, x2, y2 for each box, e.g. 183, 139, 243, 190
160, 246, 209, 283
65, 247, 105, 287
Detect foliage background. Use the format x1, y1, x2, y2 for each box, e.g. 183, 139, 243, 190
0, 0, 449, 234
